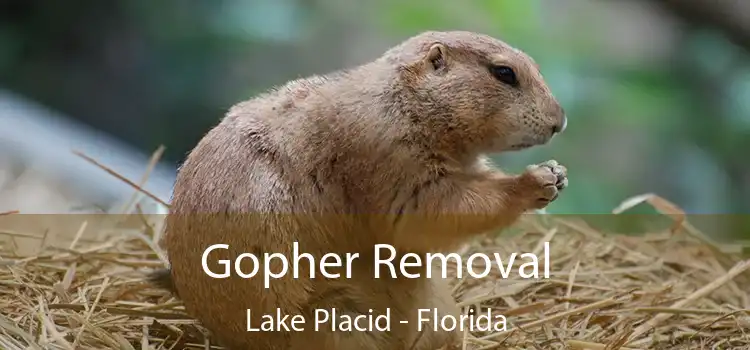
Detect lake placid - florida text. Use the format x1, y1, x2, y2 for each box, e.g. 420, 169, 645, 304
246, 308, 508, 332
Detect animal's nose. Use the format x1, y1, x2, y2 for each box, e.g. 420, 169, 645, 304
552, 115, 567, 135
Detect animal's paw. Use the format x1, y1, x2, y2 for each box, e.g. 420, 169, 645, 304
518, 159, 567, 209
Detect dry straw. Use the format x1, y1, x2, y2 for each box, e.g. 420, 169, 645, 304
1, 149, 749, 349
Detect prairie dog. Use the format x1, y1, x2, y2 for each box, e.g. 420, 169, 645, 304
151, 30, 568, 350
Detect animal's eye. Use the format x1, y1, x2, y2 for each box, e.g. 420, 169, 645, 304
489, 65, 518, 86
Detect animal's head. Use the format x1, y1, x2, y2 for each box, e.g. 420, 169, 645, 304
382, 31, 567, 155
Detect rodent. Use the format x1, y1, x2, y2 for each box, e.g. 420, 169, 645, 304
149, 30, 568, 350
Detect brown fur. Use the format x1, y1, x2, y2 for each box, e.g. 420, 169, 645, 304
151, 31, 568, 350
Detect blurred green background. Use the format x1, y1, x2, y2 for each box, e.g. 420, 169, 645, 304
0, 0, 748, 221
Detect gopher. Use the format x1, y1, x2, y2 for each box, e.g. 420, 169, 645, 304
150, 30, 568, 350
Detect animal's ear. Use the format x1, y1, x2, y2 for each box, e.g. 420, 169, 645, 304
423, 43, 448, 71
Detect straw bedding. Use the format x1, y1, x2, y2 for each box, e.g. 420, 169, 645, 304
1, 197, 749, 350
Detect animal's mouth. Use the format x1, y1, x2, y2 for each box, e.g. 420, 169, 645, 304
507, 143, 535, 151
507, 135, 551, 151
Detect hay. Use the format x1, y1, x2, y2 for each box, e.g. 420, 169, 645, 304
1, 204, 749, 350
0, 150, 748, 349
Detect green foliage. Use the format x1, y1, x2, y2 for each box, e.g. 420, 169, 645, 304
377, 0, 462, 34
475, 0, 538, 42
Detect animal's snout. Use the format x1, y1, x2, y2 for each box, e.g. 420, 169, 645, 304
552, 114, 567, 135
548, 101, 567, 136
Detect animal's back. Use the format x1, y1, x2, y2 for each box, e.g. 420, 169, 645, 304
160, 77, 378, 349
